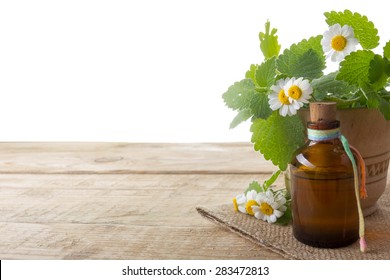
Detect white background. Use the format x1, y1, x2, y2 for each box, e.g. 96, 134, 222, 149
2, 260, 390, 280
0, 0, 388, 142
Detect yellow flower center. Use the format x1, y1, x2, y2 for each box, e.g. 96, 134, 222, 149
233, 198, 238, 212
260, 202, 274, 216
288, 85, 302, 100
331, 35, 347, 51
278, 89, 290, 105
245, 200, 259, 216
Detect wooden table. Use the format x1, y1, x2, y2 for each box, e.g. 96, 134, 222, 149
0, 142, 285, 259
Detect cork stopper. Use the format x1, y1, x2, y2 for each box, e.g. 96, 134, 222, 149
310, 102, 337, 122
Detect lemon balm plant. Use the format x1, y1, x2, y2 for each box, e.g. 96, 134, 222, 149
223, 10, 390, 172
224, 10, 390, 224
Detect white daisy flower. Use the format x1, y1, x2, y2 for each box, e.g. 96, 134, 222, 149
268, 78, 299, 117
321, 23, 359, 62
268, 77, 312, 117
284, 77, 313, 107
233, 190, 259, 215
233, 193, 247, 214
252, 190, 287, 223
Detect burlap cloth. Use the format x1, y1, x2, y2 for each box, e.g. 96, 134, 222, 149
197, 188, 390, 260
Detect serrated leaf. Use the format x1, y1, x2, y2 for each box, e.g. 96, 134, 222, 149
312, 72, 358, 100
282, 35, 324, 57
286, 49, 325, 79
384, 41, 390, 60
250, 112, 305, 171
224, 79, 272, 126
337, 50, 375, 86
369, 55, 390, 90
222, 79, 257, 111
259, 21, 281, 59
244, 181, 264, 195
249, 92, 273, 119
255, 56, 277, 88
277, 36, 325, 79
245, 64, 257, 82
229, 109, 252, 129
324, 10, 379, 50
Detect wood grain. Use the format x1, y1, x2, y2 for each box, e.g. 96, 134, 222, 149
0, 142, 283, 259
0, 142, 276, 174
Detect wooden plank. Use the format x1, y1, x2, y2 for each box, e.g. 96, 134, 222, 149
0, 142, 276, 174
0, 173, 284, 259
0, 223, 282, 260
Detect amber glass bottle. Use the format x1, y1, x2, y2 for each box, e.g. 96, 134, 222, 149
290, 103, 359, 248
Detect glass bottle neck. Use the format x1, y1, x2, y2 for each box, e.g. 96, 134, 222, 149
307, 120, 340, 141
307, 127, 341, 141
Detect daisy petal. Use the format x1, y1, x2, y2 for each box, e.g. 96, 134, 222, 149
280, 105, 288, 116
236, 193, 246, 204
255, 211, 265, 220
238, 206, 246, 214
274, 209, 284, 218
278, 205, 287, 212
322, 24, 359, 62
271, 202, 279, 209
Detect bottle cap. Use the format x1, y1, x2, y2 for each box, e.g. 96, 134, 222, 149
310, 102, 337, 122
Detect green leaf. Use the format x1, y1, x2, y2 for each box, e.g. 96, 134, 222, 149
245, 58, 277, 90
244, 181, 264, 195
223, 78, 272, 123
379, 100, 390, 120
361, 84, 380, 108
337, 50, 375, 86
255, 57, 277, 88
285, 49, 325, 79
249, 92, 273, 119
361, 86, 390, 120
244, 170, 281, 196
369, 55, 390, 90
245, 58, 276, 119
229, 109, 252, 129
378, 90, 390, 102
384, 41, 390, 60
245, 64, 257, 82
250, 112, 305, 171
311, 72, 358, 101
281, 35, 324, 58
324, 10, 379, 50
277, 36, 325, 79
222, 79, 257, 111
259, 21, 281, 59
